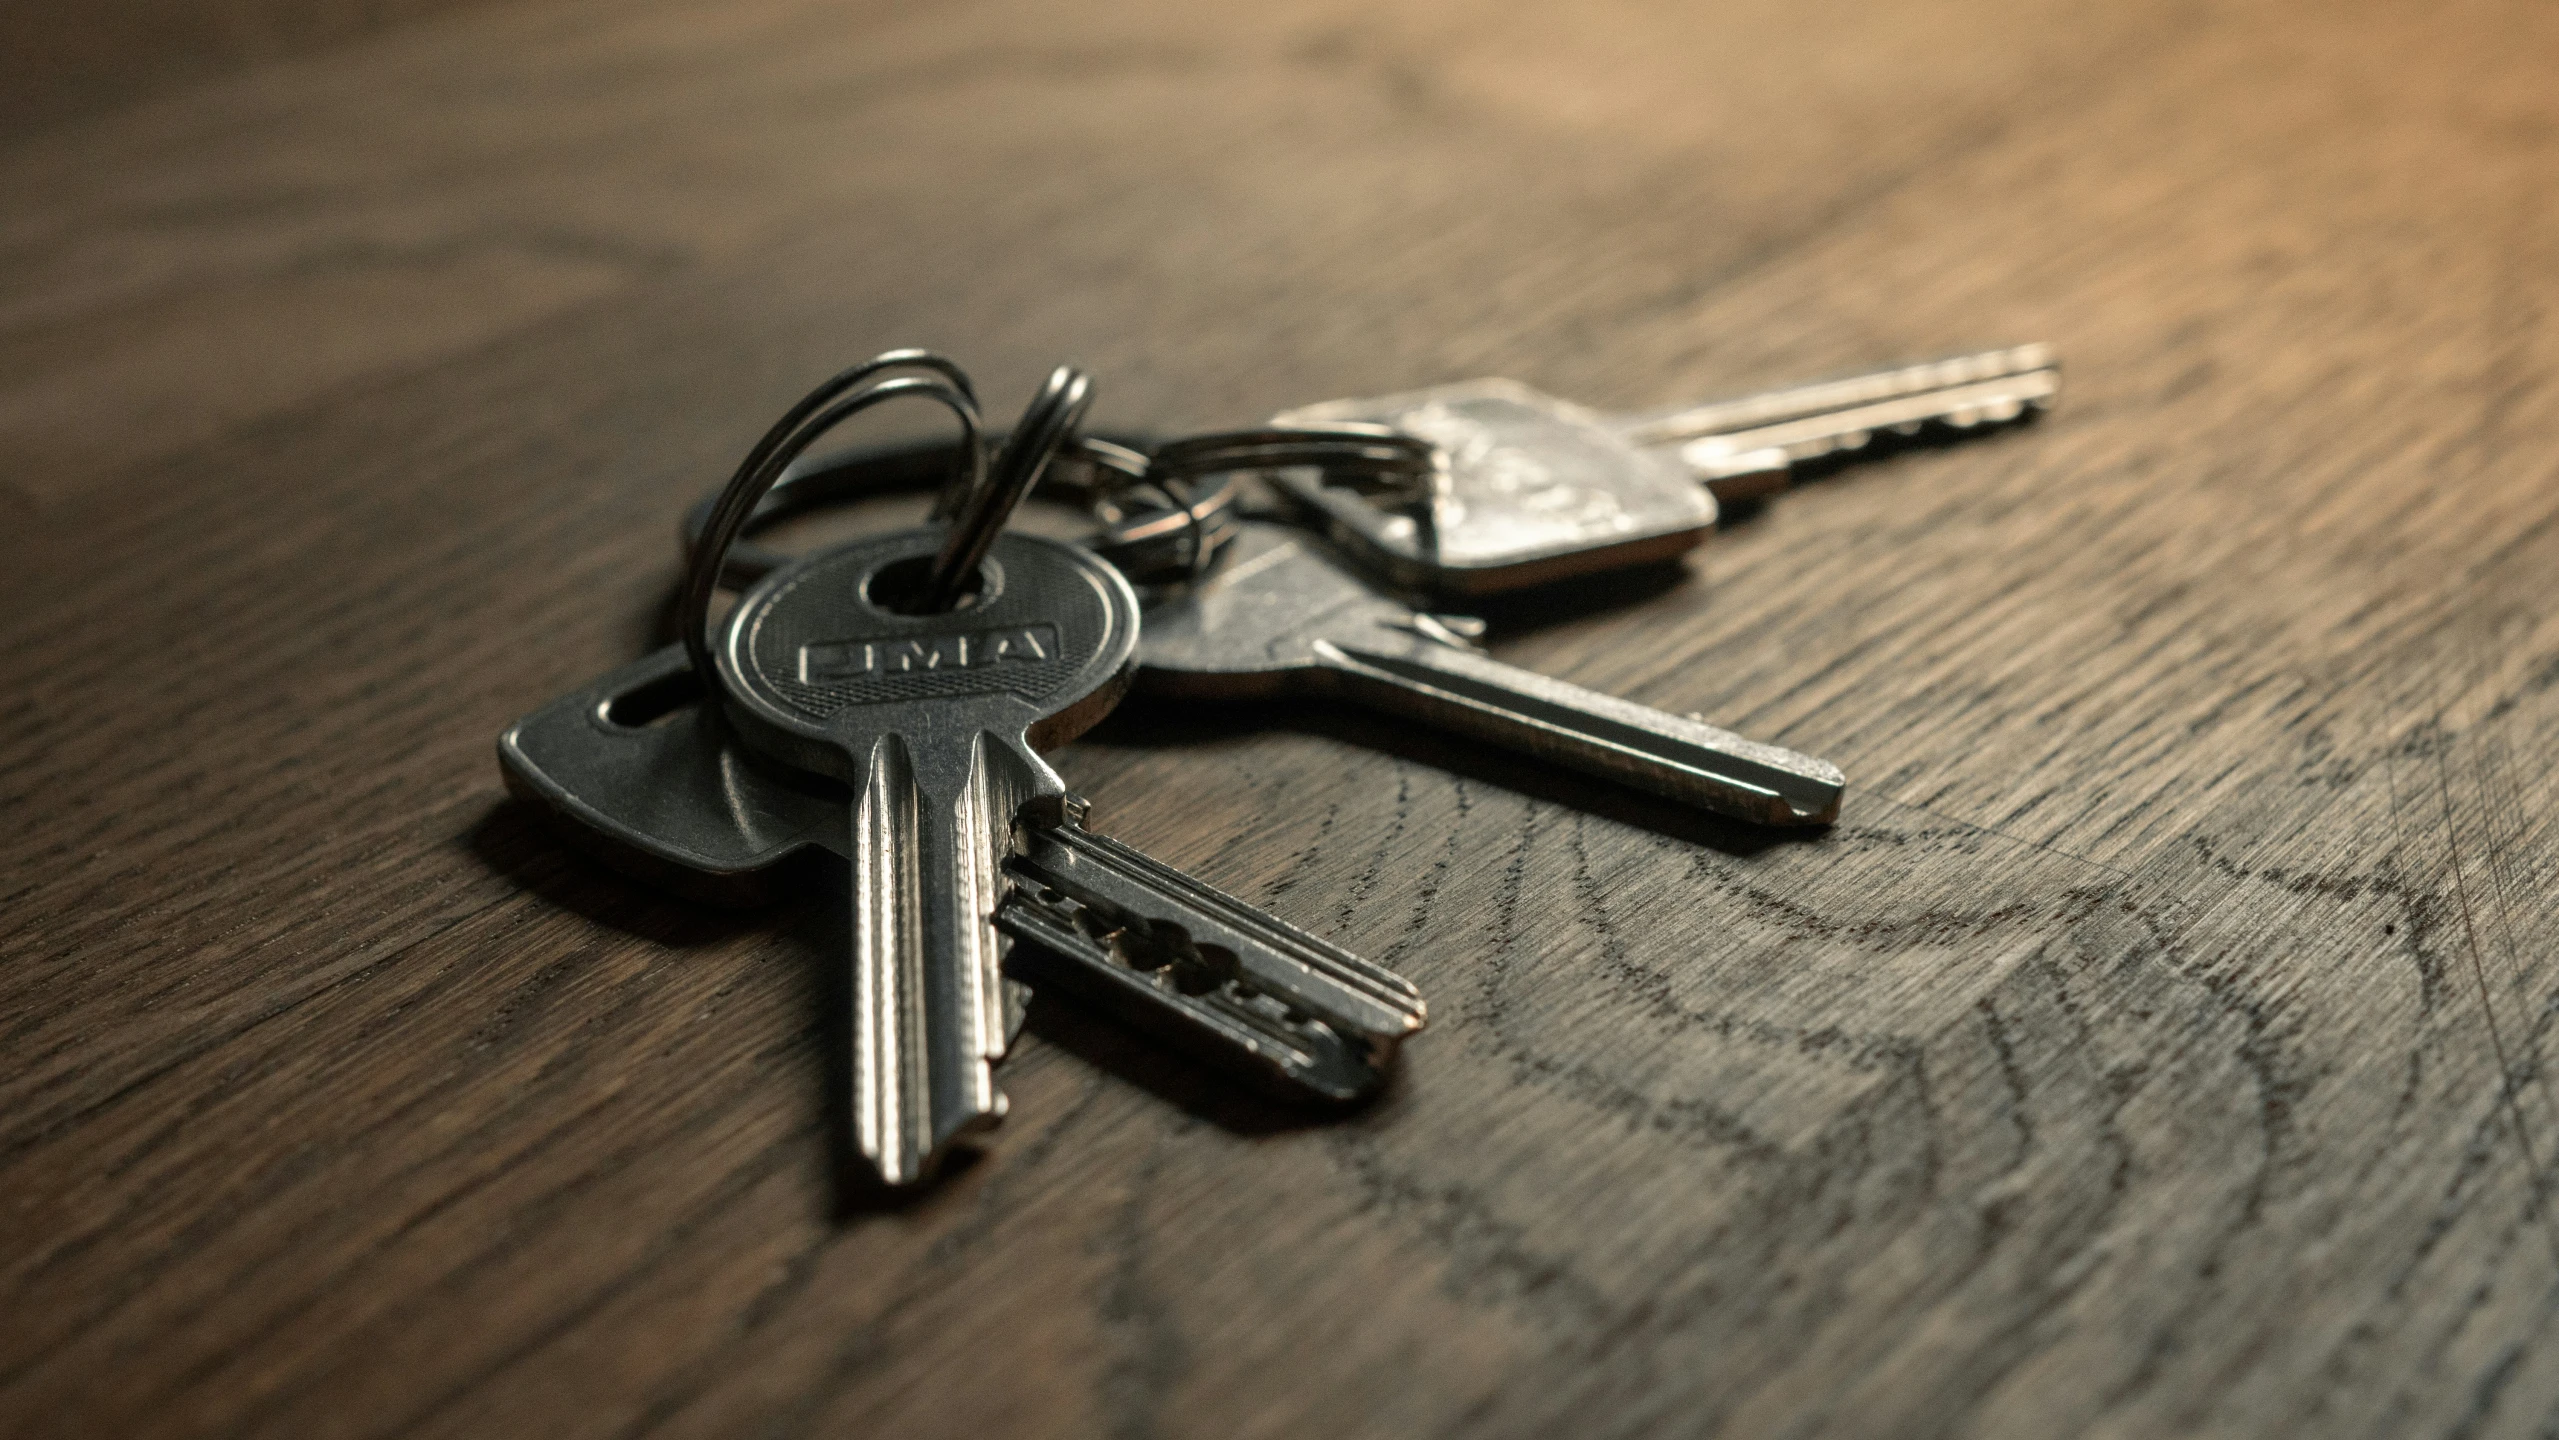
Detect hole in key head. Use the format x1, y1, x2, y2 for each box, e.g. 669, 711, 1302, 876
600, 665, 706, 728
862, 554, 989, 616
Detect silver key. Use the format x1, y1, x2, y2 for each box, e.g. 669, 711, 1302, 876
1276, 380, 1711, 596
710, 525, 1141, 1186
497, 647, 1427, 1105
671, 357, 1143, 1187
1137, 520, 1843, 827
1270, 345, 2057, 596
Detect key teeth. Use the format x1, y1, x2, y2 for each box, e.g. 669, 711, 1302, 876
997, 816, 1425, 1104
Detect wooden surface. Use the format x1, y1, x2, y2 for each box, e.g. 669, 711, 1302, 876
6, 0, 2558, 1435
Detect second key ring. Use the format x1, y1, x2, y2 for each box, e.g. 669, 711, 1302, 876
682, 420, 1442, 593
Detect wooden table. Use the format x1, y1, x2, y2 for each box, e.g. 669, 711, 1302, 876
7, 0, 2556, 1434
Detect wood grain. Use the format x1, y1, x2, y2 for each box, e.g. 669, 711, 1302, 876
4, 0, 2557, 1435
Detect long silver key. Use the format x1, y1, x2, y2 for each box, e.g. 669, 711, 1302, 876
1270, 345, 2056, 595
1136, 519, 1843, 827
498, 644, 1426, 1104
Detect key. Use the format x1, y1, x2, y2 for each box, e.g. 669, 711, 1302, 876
513, 348, 1423, 1180
498, 645, 1426, 1103
709, 523, 1141, 1184
1268, 344, 2057, 596
670, 354, 1140, 1186
1135, 518, 1844, 827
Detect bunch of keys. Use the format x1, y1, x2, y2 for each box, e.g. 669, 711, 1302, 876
684, 345, 2057, 827
501, 343, 2056, 1192
502, 353, 1433, 1189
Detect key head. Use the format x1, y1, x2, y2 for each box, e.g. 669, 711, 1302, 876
1136, 521, 1426, 695
715, 528, 1141, 780
499, 646, 843, 906
1271, 378, 1717, 596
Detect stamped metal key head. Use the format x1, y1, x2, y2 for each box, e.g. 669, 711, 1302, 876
1271, 379, 1718, 596
713, 528, 1139, 781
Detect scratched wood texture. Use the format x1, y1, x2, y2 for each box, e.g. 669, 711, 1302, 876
5, 0, 2558, 1435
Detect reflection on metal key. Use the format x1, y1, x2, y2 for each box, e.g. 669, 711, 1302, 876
1137, 520, 1842, 827
1271, 344, 2057, 596
498, 643, 1427, 1108
1275, 379, 1714, 595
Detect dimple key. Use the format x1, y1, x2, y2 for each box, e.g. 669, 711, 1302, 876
995, 798, 1424, 1102
1269, 344, 2056, 596
497, 644, 1425, 1104
1136, 519, 1842, 827
712, 526, 1141, 1185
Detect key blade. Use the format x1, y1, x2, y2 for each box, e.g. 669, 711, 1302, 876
996, 813, 1426, 1103
844, 732, 1051, 1188
1315, 636, 1844, 826
1615, 344, 2055, 444
1614, 345, 2058, 502
1676, 369, 2058, 498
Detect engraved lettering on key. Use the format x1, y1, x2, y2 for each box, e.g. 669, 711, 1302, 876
798, 623, 1059, 681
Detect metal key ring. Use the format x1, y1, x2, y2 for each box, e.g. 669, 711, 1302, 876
925, 364, 1093, 611
680, 350, 987, 682
679, 419, 1441, 593
677, 431, 1248, 590
1142, 424, 1442, 579
1149, 423, 1437, 479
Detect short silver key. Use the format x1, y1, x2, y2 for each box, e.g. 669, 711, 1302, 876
711, 525, 1141, 1186
1270, 344, 2057, 596
1137, 519, 1842, 827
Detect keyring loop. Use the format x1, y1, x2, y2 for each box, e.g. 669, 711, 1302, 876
921, 365, 1091, 611
1141, 423, 1439, 575
674, 418, 1437, 599
677, 434, 1247, 590
680, 354, 984, 683
1041, 436, 1231, 579
1148, 424, 1440, 501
